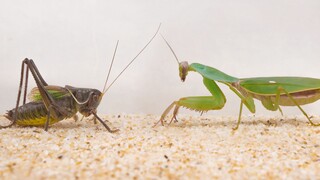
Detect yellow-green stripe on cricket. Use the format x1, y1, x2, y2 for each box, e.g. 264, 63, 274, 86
155, 35, 320, 130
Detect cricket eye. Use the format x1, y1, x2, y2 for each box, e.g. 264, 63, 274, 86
93, 94, 99, 102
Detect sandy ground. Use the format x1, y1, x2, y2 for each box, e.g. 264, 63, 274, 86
0, 114, 319, 179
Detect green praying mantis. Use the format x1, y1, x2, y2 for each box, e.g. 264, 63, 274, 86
154, 35, 320, 130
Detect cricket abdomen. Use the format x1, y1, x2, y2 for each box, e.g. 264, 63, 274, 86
5, 101, 61, 126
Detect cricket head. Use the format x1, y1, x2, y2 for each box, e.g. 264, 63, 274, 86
179, 61, 189, 82
66, 86, 103, 117
77, 89, 103, 117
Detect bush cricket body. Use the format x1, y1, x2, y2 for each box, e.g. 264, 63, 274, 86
2, 25, 161, 132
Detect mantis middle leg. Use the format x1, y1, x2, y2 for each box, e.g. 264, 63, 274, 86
227, 84, 255, 130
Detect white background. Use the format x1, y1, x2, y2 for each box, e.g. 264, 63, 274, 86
1, 0, 320, 117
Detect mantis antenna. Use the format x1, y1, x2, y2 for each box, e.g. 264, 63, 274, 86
160, 33, 180, 65
103, 23, 162, 93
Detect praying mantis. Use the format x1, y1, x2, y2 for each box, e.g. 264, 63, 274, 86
154, 35, 320, 130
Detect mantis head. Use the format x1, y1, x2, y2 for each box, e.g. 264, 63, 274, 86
160, 34, 189, 82
179, 61, 189, 82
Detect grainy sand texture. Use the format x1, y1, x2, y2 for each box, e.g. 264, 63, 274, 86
0, 114, 319, 179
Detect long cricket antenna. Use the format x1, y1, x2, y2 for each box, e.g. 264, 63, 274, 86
160, 33, 180, 65
103, 23, 161, 94
102, 40, 119, 94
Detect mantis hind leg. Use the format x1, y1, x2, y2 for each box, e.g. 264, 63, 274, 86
280, 88, 320, 126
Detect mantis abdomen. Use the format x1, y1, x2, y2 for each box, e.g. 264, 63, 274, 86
256, 90, 320, 107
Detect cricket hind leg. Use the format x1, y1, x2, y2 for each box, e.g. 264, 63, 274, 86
24, 59, 72, 131
1, 58, 34, 128
2, 59, 68, 130
92, 112, 119, 133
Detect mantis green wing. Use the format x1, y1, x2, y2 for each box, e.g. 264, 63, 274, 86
240, 77, 320, 95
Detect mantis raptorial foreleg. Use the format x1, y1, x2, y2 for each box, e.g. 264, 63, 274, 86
153, 101, 177, 127
169, 105, 180, 125
154, 77, 227, 127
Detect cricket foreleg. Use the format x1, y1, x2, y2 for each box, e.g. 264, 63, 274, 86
92, 112, 119, 133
